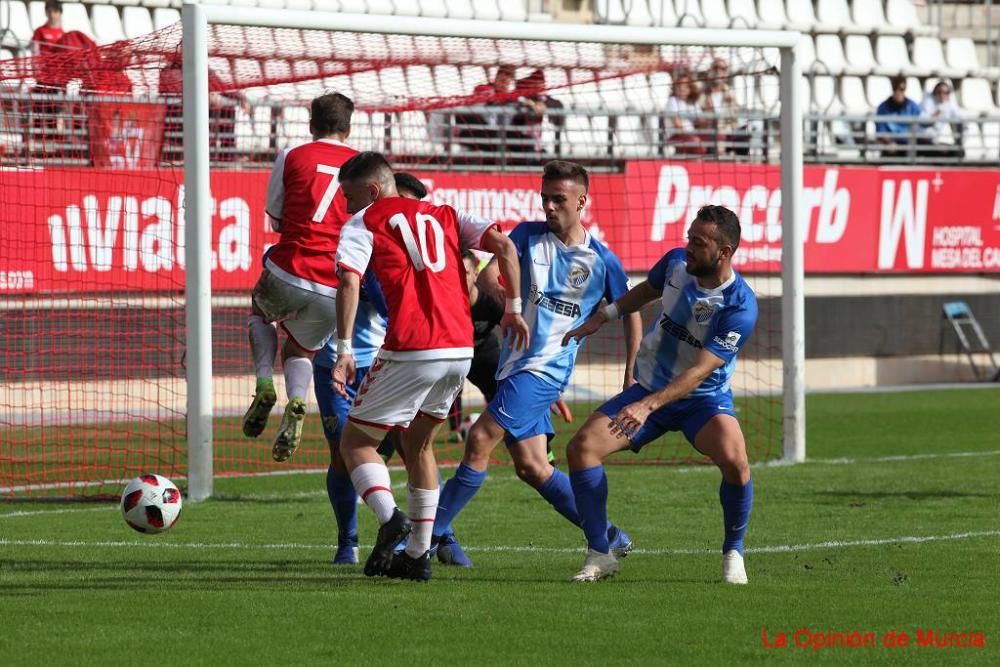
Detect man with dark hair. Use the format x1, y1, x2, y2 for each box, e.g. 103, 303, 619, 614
318, 171, 425, 565
875, 76, 923, 152
562, 204, 757, 584
242, 92, 356, 464
32, 1, 64, 56
332, 151, 529, 581
431, 160, 643, 568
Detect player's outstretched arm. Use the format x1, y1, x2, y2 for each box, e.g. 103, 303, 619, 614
479, 227, 530, 351
331, 268, 360, 398
562, 280, 661, 346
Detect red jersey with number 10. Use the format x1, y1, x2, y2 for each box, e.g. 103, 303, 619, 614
336, 197, 498, 361
264, 139, 357, 297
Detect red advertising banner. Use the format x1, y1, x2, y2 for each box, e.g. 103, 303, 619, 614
2, 164, 998, 295
87, 101, 167, 169
625, 162, 1000, 273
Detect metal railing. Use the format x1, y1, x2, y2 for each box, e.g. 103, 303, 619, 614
2, 90, 999, 168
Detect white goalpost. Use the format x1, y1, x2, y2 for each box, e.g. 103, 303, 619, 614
181, 2, 805, 502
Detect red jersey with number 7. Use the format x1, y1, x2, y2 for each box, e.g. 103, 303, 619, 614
336, 197, 498, 361
264, 139, 357, 297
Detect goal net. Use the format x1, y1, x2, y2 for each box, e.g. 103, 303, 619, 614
0, 9, 800, 498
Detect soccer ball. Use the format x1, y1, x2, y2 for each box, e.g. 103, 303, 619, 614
120, 474, 183, 534
458, 412, 480, 443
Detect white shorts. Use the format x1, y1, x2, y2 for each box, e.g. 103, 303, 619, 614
348, 356, 472, 438
251, 269, 338, 352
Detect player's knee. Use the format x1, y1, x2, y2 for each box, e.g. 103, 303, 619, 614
513, 460, 549, 487
715, 442, 749, 482
464, 424, 495, 463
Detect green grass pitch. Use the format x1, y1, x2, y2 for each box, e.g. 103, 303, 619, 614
1, 388, 998, 665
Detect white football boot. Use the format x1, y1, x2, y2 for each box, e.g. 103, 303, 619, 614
572, 548, 619, 582
721, 550, 748, 585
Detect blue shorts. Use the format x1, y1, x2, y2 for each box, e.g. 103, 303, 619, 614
314, 364, 369, 446
598, 383, 737, 451
488, 371, 561, 447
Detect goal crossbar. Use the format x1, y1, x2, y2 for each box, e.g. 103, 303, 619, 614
181, 2, 806, 501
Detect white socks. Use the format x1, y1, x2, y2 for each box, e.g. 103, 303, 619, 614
247, 314, 277, 379
350, 462, 396, 524
406, 485, 440, 559
283, 355, 312, 400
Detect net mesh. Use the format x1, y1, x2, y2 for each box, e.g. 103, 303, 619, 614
0, 20, 783, 498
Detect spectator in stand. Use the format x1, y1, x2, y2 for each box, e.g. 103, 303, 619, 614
875, 75, 925, 157
664, 69, 705, 155
31, 1, 64, 56
700, 58, 745, 155
458, 65, 516, 154
509, 68, 563, 154
921, 80, 964, 158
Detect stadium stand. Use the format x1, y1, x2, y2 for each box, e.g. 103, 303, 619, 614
1, 0, 999, 164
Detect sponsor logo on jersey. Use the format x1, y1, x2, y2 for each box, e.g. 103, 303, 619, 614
567, 265, 590, 288
529, 284, 582, 318
659, 314, 703, 348
713, 330, 742, 352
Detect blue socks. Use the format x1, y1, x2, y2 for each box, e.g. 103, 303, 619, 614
537, 468, 582, 527
570, 465, 609, 553
326, 465, 358, 542
433, 463, 487, 538
720, 478, 753, 554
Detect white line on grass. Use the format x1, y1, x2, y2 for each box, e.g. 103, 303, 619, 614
0, 507, 115, 519
1, 530, 997, 556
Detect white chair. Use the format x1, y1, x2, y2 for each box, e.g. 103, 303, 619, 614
816, 0, 865, 34
784, 0, 820, 32
757, 74, 780, 112
596, 76, 624, 111
874, 35, 912, 76
235, 105, 271, 154
961, 120, 985, 160
839, 75, 869, 114
797, 34, 816, 74
885, 0, 936, 37
153, 8, 180, 30
90, 5, 126, 44
621, 73, 658, 113
755, 0, 786, 30
700, 0, 731, 28
470, 0, 501, 21
594, 0, 626, 23
497, 0, 528, 21
852, 0, 905, 35
844, 35, 877, 76
614, 115, 655, 157
60, 2, 95, 40
276, 105, 311, 149
432, 64, 464, 97
623, 0, 653, 26
3, 1, 32, 46
810, 75, 839, 113
122, 7, 153, 39
814, 34, 847, 76
959, 78, 999, 116
865, 75, 892, 108
442, 0, 475, 19
981, 119, 1000, 160
406, 65, 435, 100
911, 36, 965, 78
674, 0, 706, 27
945, 37, 980, 72
725, 0, 758, 28
563, 114, 609, 158
390, 110, 438, 156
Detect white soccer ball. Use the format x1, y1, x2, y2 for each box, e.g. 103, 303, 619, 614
459, 412, 481, 442
120, 474, 183, 534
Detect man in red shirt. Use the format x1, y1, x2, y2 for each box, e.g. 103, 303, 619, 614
332, 151, 528, 581
32, 1, 64, 56
243, 93, 357, 464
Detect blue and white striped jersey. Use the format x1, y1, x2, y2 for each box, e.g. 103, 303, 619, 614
634, 248, 757, 397
497, 222, 630, 390
314, 273, 387, 369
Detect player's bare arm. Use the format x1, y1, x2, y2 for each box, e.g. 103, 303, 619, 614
562, 279, 661, 346
622, 311, 642, 389
332, 267, 361, 398
609, 349, 725, 439
478, 227, 530, 351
